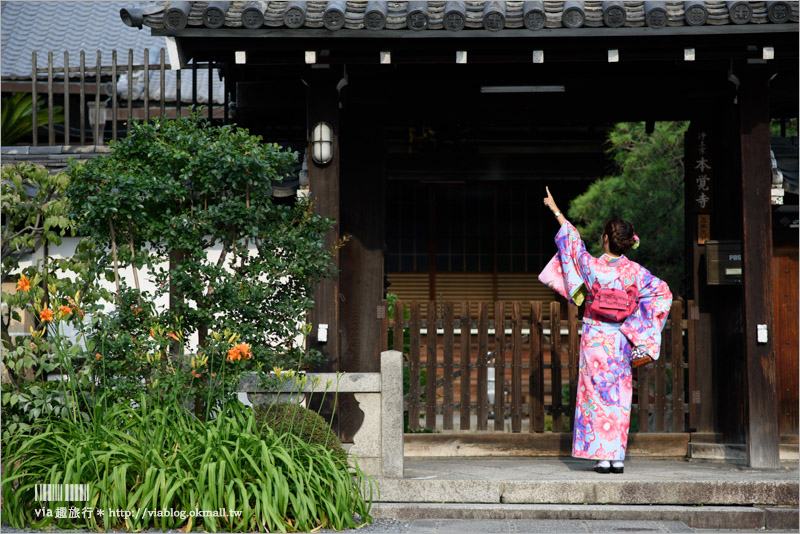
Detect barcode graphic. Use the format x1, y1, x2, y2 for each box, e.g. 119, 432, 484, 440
34, 484, 89, 502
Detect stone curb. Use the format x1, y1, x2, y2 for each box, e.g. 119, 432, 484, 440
500, 480, 799, 506
373, 503, 800, 530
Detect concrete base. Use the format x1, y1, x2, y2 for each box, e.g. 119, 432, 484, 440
374, 503, 785, 530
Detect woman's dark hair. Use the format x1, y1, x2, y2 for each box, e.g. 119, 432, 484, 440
603, 218, 637, 255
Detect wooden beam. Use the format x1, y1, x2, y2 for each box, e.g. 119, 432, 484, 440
738, 64, 780, 469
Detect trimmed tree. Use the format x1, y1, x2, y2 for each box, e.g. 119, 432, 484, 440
568, 121, 687, 296
66, 113, 337, 412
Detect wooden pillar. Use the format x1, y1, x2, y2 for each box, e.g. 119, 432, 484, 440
307, 75, 341, 371
339, 97, 387, 373
685, 121, 716, 434
737, 65, 780, 468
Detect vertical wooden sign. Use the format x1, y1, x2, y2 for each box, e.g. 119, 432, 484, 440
687, 128, 714, 214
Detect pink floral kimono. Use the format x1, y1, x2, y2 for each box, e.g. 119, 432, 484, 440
539, 221, 672, 460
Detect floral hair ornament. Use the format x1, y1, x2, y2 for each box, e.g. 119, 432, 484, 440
632, 234, 640, 249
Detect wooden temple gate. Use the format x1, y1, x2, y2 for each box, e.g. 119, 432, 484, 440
381, 300, 691, 434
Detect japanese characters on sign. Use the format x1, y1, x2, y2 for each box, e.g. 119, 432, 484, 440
692, 130, 713, 214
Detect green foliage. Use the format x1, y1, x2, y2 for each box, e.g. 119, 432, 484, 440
770, 118, 798, 137
66, 113, 337, 393
1, 162, 73, 277
1, 163, 109, 435
254, 402, 347, 464
568, 122, 687, 295
2, 399, 376, 532
1, 93, 63, 146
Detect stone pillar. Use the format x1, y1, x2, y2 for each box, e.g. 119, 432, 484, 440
381, 350, 404, 478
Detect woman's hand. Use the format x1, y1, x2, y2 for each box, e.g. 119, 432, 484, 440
544, 186, 559, 214
544, 186, 566, 226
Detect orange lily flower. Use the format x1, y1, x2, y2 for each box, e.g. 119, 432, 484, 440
16, 275, 31, 292
39, 307, 54, 323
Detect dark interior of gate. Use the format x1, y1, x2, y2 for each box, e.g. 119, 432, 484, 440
136, 1, 799, 462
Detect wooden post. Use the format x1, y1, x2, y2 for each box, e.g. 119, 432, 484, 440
671, 302, 685, 431
307, 76, 340, 371
111, 50, 117, 142
80, 51, 85, 146
409, 301, 421, 431
143, 48, 150, 123
477, 301, 489, 430
47, 52, 54, 146
393, 300, 404, 353
460, 301, 471, 430
31, 52, 38, 146
443, 302, 455, 430
687, 299, 697, 430
550, 302, 562, 432
655, 326, 667, 431
511, 301, 522, 432
127, 49, 133, 132
738, 65, 780, 468
530, 301, 544, 432
426, 300, 437, 430
160, 48, 166, 117
63, 51, 70, 144
94, 51, 101, 145
494, 300, 505, 430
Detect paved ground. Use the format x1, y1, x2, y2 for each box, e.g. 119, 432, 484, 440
381, 518, 793, 533
400, 456, 798, 482
360, 518, 800, 533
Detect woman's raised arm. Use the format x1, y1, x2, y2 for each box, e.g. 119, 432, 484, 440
544, 186, 567, 226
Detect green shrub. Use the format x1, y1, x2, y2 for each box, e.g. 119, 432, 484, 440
2, 398, 376, 532
254, 402, 347, 465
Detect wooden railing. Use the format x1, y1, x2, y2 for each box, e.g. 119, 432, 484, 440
382, 299, 691, 434
10, 49, 226, 147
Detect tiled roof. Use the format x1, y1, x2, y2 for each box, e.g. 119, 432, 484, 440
1, 1, 164, 80
1, 1, 223, 104
126, 1, 799, 33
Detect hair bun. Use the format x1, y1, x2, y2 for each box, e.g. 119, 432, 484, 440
603, 218, 636, 255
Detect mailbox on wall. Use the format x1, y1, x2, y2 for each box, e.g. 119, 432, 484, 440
705, 240, 742, 285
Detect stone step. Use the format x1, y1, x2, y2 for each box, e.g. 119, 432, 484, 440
688, 442, 799, 461
375, 477, 799, 506
374, 503, 800, 530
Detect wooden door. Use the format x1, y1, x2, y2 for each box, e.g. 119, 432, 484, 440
772, 246, 799, 441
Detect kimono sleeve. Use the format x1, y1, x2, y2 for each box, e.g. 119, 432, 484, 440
620, 266, 673, 361
538, 221, 593, 306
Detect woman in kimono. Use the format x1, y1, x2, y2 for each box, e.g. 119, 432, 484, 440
538, 187, 672, 474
